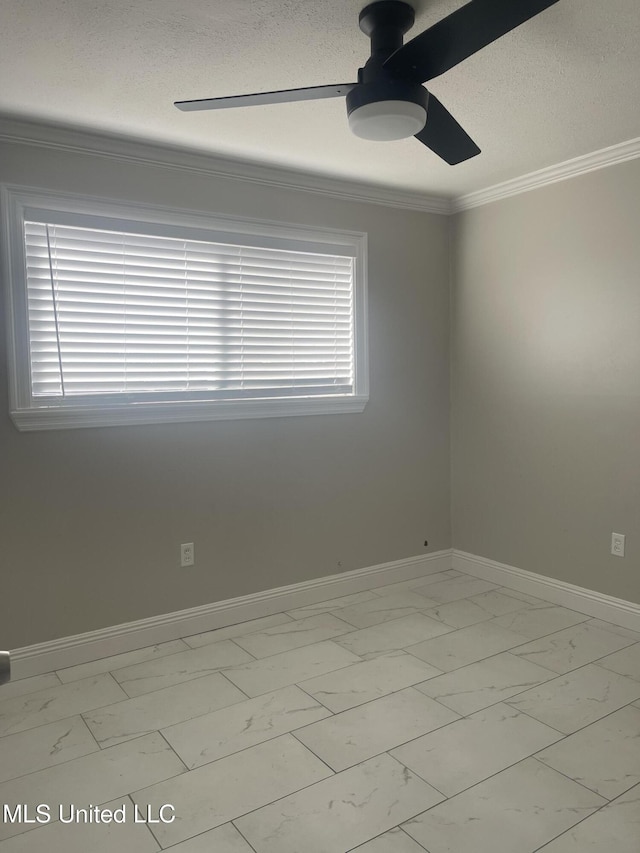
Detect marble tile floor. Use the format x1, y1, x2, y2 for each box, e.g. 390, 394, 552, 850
1, 568, 639, 852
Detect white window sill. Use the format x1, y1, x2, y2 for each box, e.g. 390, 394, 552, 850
10, 396, 369, 431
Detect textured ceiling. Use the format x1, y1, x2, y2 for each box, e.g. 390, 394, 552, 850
2, 0, 640, 199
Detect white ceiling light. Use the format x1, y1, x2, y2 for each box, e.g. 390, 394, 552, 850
346, 81, 429, 143
348, 99, 426, 141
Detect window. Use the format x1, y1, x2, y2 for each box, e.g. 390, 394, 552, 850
2, 187, 368, 430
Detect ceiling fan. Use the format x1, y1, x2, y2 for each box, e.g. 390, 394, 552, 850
175, 0, 560, 165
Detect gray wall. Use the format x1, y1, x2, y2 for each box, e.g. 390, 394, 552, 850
452, 159, 640, 604
0, 138, 451, 648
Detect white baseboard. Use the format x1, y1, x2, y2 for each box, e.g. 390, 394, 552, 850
10, 550, 452, 679
453, 550, 640, 632
11, 547, 638, 681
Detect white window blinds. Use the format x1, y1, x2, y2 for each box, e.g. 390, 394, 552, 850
24, 221, 355, 403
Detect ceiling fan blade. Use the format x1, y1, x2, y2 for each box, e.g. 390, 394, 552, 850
384, 0, 560, 83
175, 83, 357, 112
415, 95, 480, 165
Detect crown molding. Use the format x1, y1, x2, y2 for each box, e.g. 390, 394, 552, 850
2, 116, 639, 217
453, 137, 640, 212
0, 115, 452, 216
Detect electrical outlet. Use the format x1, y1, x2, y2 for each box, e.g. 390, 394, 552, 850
181, 542, 195, 567
611, 533, 625, 558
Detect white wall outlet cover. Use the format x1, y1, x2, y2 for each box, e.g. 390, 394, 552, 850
180, 542, 195, 567
611, 533, 626, 557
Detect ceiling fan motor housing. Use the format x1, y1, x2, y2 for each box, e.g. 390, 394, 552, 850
348, 2, 427, 141
346, 80, 428, 141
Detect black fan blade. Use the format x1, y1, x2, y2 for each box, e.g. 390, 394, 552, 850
415, 95, 480, 165
384, 0, 560, 83
175, 83, 356, 112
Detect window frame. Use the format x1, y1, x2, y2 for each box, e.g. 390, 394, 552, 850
2, 185, 368, 431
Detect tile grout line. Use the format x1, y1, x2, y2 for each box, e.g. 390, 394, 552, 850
112, 667, 253, 701
402, 620, 636, 678
416, 654, 640, 737
79, 710, 103, 752
94, 640, 259, 694
217, 750, 442, 853
498, 702, 570, 737
287, 729, 340, 776
228, 624, 358, 660
123, 793, 163, 852
505, 632, 638, 668
227, 637, 258, 661
0, 678, 129, 741
79, 676, 253, 747
229, 822, 261, 853
395, 749, 523, 803
130, 734, 192, 850
291, 678, 452, 723
528, 782, 622, 853
397, 824, 431, 853
0, 728, 187, 788
53, 639, 191, 683
528, 697, 640, 781
527, 753, 621, 803
291, 659, 444, 716
395, 752, 607, 838
503, 699, 640, 749
217, 668, 253, 700
0, 715, 103, 786
154, 729, 190, 774
343, 824, 432, 852
160, 726, 328, 775
446, 642, 640, 700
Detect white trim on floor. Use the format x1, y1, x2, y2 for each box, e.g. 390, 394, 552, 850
10, 548, 640, 681
10, 551, 452, 679
453, 549, 640, 632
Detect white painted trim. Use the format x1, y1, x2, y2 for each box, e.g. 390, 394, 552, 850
2, 183, 369, 431
452, 550, 640, 632
9, 547, 640, 680
11, 396, 369, 432
453, 137, 640, 211
0, 116, 452, 215
2, 118, 640, 217
9, 550, 452, 679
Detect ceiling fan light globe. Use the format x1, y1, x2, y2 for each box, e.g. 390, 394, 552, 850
348, 100, 426, 141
